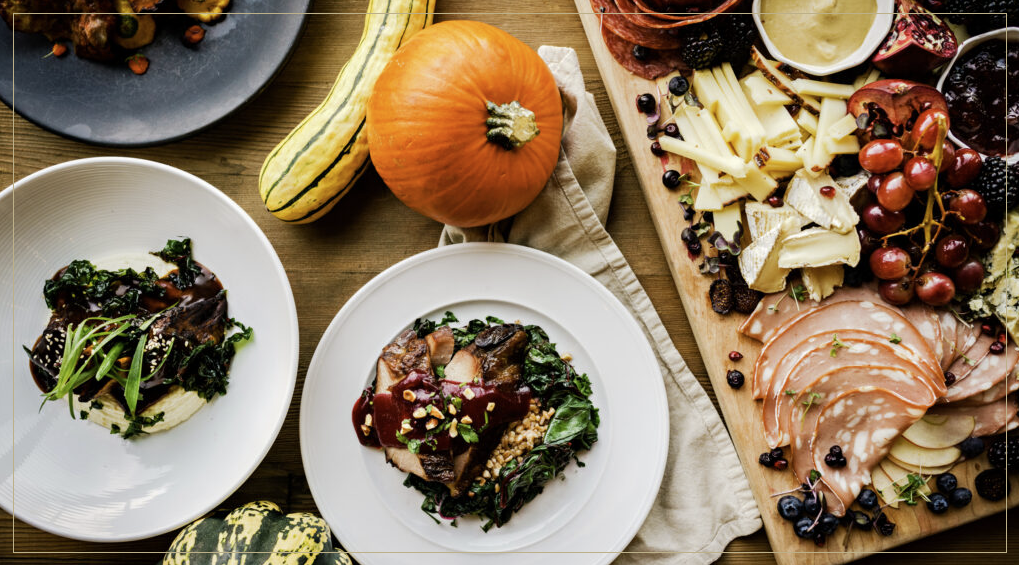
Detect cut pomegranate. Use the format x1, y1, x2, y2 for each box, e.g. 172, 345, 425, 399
871, 0, 957, 77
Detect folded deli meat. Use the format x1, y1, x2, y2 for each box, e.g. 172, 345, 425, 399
740, 285, 1019, 515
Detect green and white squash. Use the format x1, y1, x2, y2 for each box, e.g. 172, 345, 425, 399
162, 501, 350, 565
258, 0, 435, 223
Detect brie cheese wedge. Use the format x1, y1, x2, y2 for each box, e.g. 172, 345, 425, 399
785, 169, 860, 234
745, 202, 805, 239
801, 264, 845, 301
739, 217, 799, 293
778, 227, 861, 268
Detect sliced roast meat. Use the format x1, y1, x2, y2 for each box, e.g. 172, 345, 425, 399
810, 388, 927, 516
443, 324, 529, 496
942, 338, 1019, 403
752, 300, 942, 400
740, 285, 881, 344
928, 393, 1018, 438
385, 449, 455, 483
765, 338, 937, 447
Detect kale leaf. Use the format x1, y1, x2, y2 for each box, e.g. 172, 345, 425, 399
170, 318, 253, 400
42, 260, 162, 314
413, 311, 459, 338
119, 411, 166, 440
152, 238, 203, 289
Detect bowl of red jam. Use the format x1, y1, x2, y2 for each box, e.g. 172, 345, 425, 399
937, 27, 1018, 160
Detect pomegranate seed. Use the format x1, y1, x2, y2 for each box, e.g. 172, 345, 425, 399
820, 186, 836, 198
728, 350, 743, 361
773, 459, 788, 471
989, 341, 1005, 355
944, 371, 956, 386
766, 195, 783, 207
981, 322, 995, 336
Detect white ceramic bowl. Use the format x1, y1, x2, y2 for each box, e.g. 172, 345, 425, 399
936, 27, 1018, 161
0, 157, 299, 541
752, 0, 895, 76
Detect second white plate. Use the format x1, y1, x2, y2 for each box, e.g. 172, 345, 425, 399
300, 243, 668, 564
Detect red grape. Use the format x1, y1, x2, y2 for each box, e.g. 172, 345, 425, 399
966, 221, 1002, 251
945, 148, 982, 188
935, 235, 970, 268
870, 246, 911, 280
862, 203, 906, 234
937, 140, 956, 173
907, 109, 950, 152
953, 259, 986, 293
903, 156, 937, 191
867, 174, 884, 194
858, 227, 881, 256
879, 278, 915, 305
859, 139, 905, 174
877, 172, 915, 211
915, 272, 955, 306
950, 190, 987, 225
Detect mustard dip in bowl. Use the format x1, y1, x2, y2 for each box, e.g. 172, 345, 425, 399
753, 0, 894, 76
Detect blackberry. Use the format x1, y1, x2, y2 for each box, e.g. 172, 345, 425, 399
711, 13, 758, 67
972, 157, 1017, 216
987, 437, 1019, 471
975, 468, 1011, 501
678, 23, 721, 69
943, 0, 1016, 35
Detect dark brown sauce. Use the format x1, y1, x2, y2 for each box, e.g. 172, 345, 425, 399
352, 369, 532, 453
29, 262, 224, 413
943, 40, 1018, 157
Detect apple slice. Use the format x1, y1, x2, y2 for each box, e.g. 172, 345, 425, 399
922, 414, 949, 425
902, 415, 975, 449
880, 458, 933, 495
870, 466, 900, 508
886, 453, 955, 475
889, 436, 961, 468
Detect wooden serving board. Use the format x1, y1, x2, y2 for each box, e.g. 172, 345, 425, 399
573, 3, 1019, 563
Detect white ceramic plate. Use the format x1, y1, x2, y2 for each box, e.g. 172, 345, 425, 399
301, 244, 668, 564
0, 157, 299, 541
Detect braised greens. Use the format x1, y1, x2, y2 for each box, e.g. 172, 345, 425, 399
404, 313, 600, 530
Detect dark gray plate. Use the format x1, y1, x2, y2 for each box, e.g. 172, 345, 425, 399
1, 1, 310, 147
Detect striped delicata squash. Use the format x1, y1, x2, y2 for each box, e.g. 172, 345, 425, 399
162, 501, 350, 565
259, 0, 435, 223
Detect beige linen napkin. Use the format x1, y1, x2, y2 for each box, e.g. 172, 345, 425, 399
440, 46, 762, 563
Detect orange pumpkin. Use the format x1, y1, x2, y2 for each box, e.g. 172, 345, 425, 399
366, 20, 564, 227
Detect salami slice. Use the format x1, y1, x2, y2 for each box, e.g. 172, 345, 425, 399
614, 0, 739, 29
600, 24, 687, 79
633, 0, 721, 21
590, 0, 683, 49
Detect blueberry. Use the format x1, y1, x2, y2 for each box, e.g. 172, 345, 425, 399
856, 488, 879, 510
663, 123, 681, 138
926, 493, 949, 514
726, 370, 745, 389
851, 510, 872, 528
936, 473, 958, 494
668, 75, 689, 97
829, 445, 843, 456
632, 45, 650, 61
793, 517, 814, 539
818, 512, 839, 535
949, 487, 972, 508
777, 495, 803, 521
770, 447, 784, 460
803, 493, 824, 517
957, 437, 985, 459
824, 452, 847, 468
759, 452, 775, 467
636, 93, 657, 114
663, 169, 682, 188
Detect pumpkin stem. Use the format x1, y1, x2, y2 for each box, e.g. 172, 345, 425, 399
485, 101, 540, 150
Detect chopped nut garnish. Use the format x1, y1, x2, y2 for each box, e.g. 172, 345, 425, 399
425, 418, 438, 430
402, 389, 417, 402
494, 483, 501, 493
429, 406, 445, 419
561, 353, 573, 362
400, 421, 413, 433
412, 407, 427, 419
482, 469, 491, 479
449, 418, 459, 438
461, 415, 473, 425
364, 414, 373, 427
463, 388, 476, 400
486, 402, 496, 412
448, 404, 457, 416
360, 424, 371, 436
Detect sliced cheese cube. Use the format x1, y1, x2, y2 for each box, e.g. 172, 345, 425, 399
685, 105, 732, 156
791, 78, 856, 99
827, 113, 859, 141
796, 110, 819, 136
733, 164, 778, 202
751, 99, 801, 147
751, 49, 821, 115
745, 201, 805, 239
693, 182, 750, 211
796, 137, 818, 176
825, 134, 862, 155
692, 69, 724, 114
811, 97, 845, 174
801, 264, 845, 301
739, 217, 799, 293
760, 146, 803, 171
785, 169, 860, 234
853, 67, 882, 90
713, 201, 743, 240
742, 73, 794, 106
659, 136, 748, 178
778, 227, 861, 268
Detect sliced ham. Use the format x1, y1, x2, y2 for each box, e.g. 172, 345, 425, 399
740, 285, 879, 343
954, 367, 1019, 405
943, 340, 1019, 403
928, 393, 1018, 438
952, 320, 982, 368
945, 333, 999, 385
810, 388, 927, 516
753, 301, 943, 400
766, 341, 938, 447
901, 304, 942, 366
935, 310, 960, 369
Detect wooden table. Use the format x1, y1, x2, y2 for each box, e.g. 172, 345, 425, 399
1, 2, 1015, 562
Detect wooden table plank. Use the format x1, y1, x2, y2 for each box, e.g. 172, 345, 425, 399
1, 1, 1015, 562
